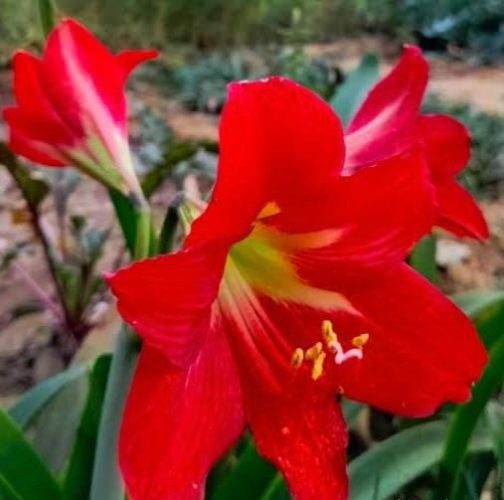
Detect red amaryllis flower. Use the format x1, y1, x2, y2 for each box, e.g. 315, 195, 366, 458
3, 19, 157, 195
109, 78, 486, 499
344, 45, 489, 240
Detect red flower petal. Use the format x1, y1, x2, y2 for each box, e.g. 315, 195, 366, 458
120, 328, 244, 500
416, 114, 471, 179
41, 19, 126, 135
12, 52, 56, 119
246, 391, 348, 500
6, 124, 66, 166
436, 181, 489, 240
326, 263, 486, 417
3, 107, 72, 165
107, 242, 228, 367
270, 148, 436, 267
4, 106, 74, 147
187, 77, 345, 246
344, 46, 428, 171
115, 49, 159, 78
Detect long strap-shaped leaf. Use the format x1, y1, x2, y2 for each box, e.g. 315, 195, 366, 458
329, 53, 379, 127
0, 409, 62, 500
0, 473, 22, 500
349, 420, 492, 500
9, 365, 86, 430
436, 333, 504, 499
63, 355, 111, 500
211, 440, 277, 500
433, 291, 504, 498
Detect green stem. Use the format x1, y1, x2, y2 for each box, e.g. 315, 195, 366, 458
134, 207, 151, 260
38, 0, 56, 38
89, 325, 139, 500
90, 196, 152, 500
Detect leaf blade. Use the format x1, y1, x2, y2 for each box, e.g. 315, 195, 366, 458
9, 365, 86, 430
349, 420, 492, 500
0, 409, 62, 500
329, 53, 379, 126
63, 355, 112, 500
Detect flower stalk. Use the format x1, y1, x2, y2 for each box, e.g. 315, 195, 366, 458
90, 190, 152, 500
37, 0, 56, 38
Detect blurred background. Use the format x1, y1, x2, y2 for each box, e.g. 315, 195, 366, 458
1, 1, 504, 498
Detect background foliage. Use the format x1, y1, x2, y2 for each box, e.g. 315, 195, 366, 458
0, 0, 504, 499
2, 0, 504, 57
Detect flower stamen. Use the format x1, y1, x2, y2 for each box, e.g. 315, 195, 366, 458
311, 351, 326, 381
352, 333, 369, 348
291, 321, 369, 380
305, 342, 323, 361
291, 348, 304, 369
321, 319, 338, 351
322, 320, 369, 366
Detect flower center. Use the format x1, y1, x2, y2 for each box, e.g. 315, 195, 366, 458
292, 320, 369, 380
226, 222, 353, 311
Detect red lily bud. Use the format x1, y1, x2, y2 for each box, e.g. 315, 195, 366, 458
3, 18, 158, 196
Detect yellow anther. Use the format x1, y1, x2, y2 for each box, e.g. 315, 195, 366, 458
352, 333, 370, 349
305, 342, 323, 361
311, 352, 326, 381
321, 320, 338, 349
291, 348, 304, 369
258, 202, 281, 218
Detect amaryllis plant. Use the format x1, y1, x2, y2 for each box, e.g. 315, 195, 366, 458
343, 46, 488, 241
1, 12, 499, 500
4, 18, 157, 197
108, 56, 487, 498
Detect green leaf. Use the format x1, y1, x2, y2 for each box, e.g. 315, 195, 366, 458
211, 441, 277, 500
409, 235, 437, 282
0, 409, 62, 500
109, 189, 137, 255
329, 54, 379, 126
38, 0, 56, 38
436, 333, 504, 499
9, 365, 86, 430
158, 205, 179, 254
459, 452, 496, 500
260, 473, 289, 500
341, 398, 364, 426
486, 401, 504, 495
0, 473, 22, 500
109, 189, 157, 257
29, 366, 89, 474
452, 290, 504, 322
63, 355, 111, 500
349, 420, 492, 500
56, 262, 82, 317
0, 143, 49, 209
141, 141, 207, 198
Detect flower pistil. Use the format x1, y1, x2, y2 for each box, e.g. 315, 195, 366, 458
292, 320, 370, 380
